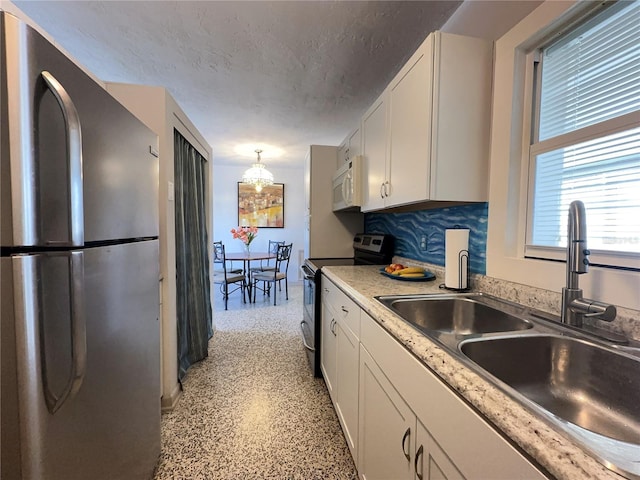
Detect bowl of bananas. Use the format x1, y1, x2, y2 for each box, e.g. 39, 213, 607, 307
380, 264, 435, 282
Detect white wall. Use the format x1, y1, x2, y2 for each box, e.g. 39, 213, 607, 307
213, 164, 306, 283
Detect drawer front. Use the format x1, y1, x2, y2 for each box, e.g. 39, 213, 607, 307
321, 274, 337, 305
322, 275, 360, 338
334, 293, 360, 338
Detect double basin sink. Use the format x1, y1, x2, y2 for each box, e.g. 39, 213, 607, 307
376, 293, 640, 479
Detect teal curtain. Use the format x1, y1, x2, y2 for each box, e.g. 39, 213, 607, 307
174, 129, 213, 380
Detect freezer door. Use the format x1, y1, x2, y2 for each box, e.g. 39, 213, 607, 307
1, 12, 158, 248
1, 241, 160, 479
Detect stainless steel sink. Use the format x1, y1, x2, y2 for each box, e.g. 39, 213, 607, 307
375, 292, 640, 479
376, 295, 533, 335
460, 335, 640, 444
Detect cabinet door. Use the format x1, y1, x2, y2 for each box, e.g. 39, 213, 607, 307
349, 126, 361, 159
361, 94, 387, 212
415, 420, 464, 480
387, 35, 433, 208
338, 141, 348, 166
361, 309, 546, 480
358, 345, 414, 480
429, 32, 492, 202
320, 301, 337, 399
335, 322, 360, 459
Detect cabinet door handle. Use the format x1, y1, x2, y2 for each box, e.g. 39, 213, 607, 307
415, 444, 424, 480
384, 180, 390, 197
380, 183, 385, 199
401, 427, 411, 461
341, 306, 349, 313
331, 318, 337, 336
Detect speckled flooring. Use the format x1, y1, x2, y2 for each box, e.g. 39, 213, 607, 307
153, 283, 358, 479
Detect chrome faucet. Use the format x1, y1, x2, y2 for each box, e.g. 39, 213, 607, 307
561, 200, 616, 326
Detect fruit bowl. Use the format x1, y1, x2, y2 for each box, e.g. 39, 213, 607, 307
379, 267, 436, 282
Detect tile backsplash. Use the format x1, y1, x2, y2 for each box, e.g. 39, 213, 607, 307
365, 203, 488, 274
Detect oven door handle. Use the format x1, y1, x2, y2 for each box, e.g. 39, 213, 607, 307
300, 321, 315, 352
300, 264, 315, 280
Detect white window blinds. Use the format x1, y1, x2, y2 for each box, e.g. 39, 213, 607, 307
537, 3, 640, 141
527, 0, 640, 262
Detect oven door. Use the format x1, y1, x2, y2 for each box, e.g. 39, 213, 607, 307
300, 264, 318, 375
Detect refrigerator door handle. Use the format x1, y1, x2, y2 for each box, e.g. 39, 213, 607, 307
43, 251, 87, 414
41, 71, 84, 246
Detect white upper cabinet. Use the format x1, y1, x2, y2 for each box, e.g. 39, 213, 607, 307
348, 126, 361, 161
361, 31, 492, 212
339, 125, 363, 168
362, 93, 388, 211
338, 141, 349, 166
387, 34, 434, 208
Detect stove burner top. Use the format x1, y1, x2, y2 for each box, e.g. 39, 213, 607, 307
304, 234, 394, 273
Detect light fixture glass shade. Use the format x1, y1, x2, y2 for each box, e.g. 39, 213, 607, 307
242, 149, 274, 192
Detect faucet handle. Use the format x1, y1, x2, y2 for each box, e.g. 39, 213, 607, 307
570, 298, 617, 322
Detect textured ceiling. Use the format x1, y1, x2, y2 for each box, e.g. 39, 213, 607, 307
13, 0, 470, 167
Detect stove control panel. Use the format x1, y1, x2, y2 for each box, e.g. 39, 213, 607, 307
353, 234, 393, 254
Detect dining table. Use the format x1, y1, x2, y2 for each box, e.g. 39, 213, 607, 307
225, 251, 277, 301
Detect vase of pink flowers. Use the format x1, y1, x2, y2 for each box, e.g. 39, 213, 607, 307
231, 226, 258, 254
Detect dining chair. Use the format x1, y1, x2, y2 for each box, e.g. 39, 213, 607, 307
213, 240, 243, 274
251, 240, 283, 271
212, 242, 247, 310
250, 240, 284, 291
251, 243, 292, 305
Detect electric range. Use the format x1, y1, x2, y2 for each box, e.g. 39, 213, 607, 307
301, 234, 393, 376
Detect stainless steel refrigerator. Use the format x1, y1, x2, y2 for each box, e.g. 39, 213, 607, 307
1, 12, 161, 479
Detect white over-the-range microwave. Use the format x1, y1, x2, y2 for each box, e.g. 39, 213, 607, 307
332, 155, 363, 212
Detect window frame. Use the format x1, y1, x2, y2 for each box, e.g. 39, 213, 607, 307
486, 0, 640, 311
522, 1, 640, 269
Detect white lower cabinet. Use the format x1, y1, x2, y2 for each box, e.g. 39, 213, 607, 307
320, 300, 337, 398
322, 280, 546, 479
415, 420, 464, 480
358, 310, 546, 480
321, 275, 360, 461
359, 345, 464, 480
358, 345, 414, 480
335, 320, 359, 455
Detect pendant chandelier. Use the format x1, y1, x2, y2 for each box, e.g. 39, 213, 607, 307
242, 149, 274, 193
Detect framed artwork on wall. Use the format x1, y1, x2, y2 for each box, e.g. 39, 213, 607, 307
238, 182, 285, 228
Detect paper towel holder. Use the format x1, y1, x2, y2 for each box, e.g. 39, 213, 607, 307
440, 248, 470, 292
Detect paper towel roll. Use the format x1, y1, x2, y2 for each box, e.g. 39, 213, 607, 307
445, 229, 469, 289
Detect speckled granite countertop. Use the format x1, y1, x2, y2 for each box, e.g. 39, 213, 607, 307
322, 264, 627, 480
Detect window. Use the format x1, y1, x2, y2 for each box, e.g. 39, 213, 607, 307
526, 0, 640, 268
